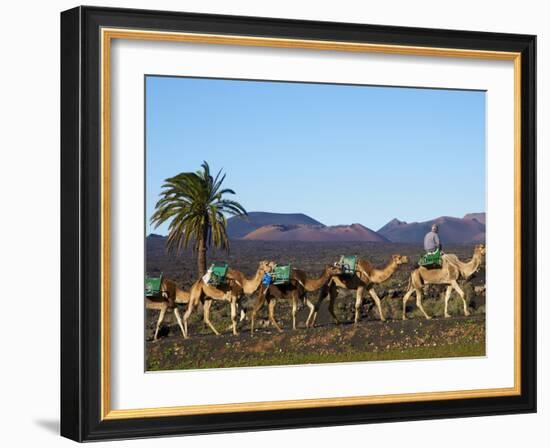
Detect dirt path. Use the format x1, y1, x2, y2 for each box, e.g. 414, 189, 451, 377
146, 314, 485, 371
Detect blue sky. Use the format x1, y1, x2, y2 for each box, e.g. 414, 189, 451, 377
146, 76, 485, 235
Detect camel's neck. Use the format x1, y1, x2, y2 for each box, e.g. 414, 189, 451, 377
304, 269, 332, 292
460, 251, 483, 278
241, 269, 264, 295
369, 260, 398, 284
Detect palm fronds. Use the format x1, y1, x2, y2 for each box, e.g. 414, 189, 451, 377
150, 161, 247, 274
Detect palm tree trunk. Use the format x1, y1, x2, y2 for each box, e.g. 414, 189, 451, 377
197, 230, 207, 277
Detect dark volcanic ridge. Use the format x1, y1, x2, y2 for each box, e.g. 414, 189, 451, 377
150, 211, 485, 244
377, 212, 485, 244
242, 223, 388, 242
227, 211, 323, 239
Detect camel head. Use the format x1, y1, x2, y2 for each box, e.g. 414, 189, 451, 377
258, 260, 276, 274
474, 244, 486, 257
392, 254, 409, 265
325, 264, 343, 277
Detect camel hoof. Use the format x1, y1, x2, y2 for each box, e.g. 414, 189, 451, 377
426, 316, 432, 320
444, 313, 451, 318
465, 311, 471, 317
402, 316, 407, 321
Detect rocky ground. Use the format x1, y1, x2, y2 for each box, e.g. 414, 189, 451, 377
145, 240, 486, 371
146, 302, 485, 371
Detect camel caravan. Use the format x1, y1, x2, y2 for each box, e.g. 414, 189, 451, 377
145, 238, 486, 341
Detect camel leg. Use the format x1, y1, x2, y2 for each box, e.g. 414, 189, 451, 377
230, 296, 239, 336
368, 288, 386, 322
153, 304, 167, 341
250, 293, 266, 335
354, 286, 364, 324
250, 299, 263, 334
415, 288, 431, 320
451, 280, 470, 316
250, 307, 256, 335
173, 306, 185, 337
444, 285, 453, 318
310, 291, 335, 328
327, 283, 340, 325
236, 304, 247, 332
310, 312, 317, 328
327, 296, 340, 326
203, 299, 221, 336
304, 299, 316, 328
402, 288, 415, 320
310, 285, 328, 328
292, 298, 297, 330
224, 299, 242, 333
239, 308, 247, 322
268, 300, 283, 333
182, 297, 197, 339
310, 301, 327, 328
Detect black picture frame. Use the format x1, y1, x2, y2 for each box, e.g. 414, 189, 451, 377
61, 5, 536, 442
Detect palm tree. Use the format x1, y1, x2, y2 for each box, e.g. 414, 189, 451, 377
150, 161, 247, 276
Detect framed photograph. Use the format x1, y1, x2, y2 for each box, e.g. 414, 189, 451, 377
60, 6, 536, 441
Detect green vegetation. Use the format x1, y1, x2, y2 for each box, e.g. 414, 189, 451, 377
146, 313, 486, 371
148, 342, 485, 371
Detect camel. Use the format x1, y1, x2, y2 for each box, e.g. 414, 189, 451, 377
183, 261, 273, 338
145, 278, 190, 341
442, 244, 486, 280
401, 244, 486, 320
249, 264, 342, 333
309, 255, 409, 327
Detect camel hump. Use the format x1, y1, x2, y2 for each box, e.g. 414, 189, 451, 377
357, 258, 374, 275
228, 268, 249, 288
291, 269, 308, 289
291, 268, 306, 281
441, 254, 462, 272
442, 253, 458, 263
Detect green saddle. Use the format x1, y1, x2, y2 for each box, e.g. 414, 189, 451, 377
207, 262, 229, 286
419, 249, 442, 268
271, 264, 291, 285
336, 255, 357, 275
145, 273, 163, 297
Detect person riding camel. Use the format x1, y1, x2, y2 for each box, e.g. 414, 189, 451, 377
420, 224, 442, 268
424, 224, 442, 253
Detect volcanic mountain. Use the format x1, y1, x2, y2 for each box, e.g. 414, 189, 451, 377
226, 212, 324, 239
241, 223, 388, 242
377, 213, 485, 244
463, 212, 486, 224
